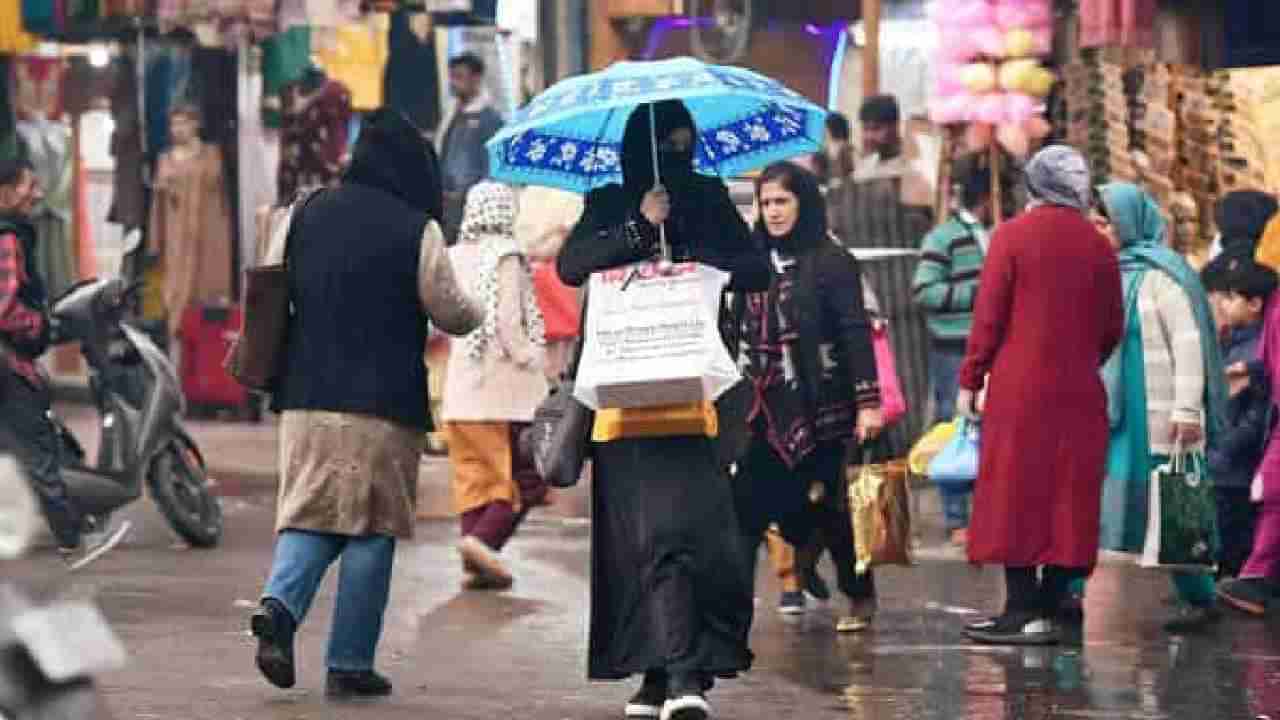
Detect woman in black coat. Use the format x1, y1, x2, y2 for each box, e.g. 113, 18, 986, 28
732, 161, 884, 633
557, 100, 769, 720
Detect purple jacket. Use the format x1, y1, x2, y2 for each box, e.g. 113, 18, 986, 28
1255, 291, 1280, 502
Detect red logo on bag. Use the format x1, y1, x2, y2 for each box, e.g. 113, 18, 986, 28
598, 262, 698, 285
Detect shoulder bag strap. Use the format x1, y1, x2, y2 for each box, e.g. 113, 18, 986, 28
283, 188, 324, 269
565, 284, 588, 380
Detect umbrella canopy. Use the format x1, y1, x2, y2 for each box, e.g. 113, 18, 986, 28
485, 56, 828, 194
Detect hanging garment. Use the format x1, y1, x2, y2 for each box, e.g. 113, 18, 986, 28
0, 3, 37, 53
148, 141, 234, 332
1080, 0, 1157, 50
277, 0, 360, 29
276, 79, 351, 203
61, 53, 115, 116
192, 46, 237, 144
238, 47, 276, 277
496, 0, 538, 42
192, 46, 241, 289
16, 119, 76, 297
108, 53, 146, 230
312, 16, 389, 112
21, 0, 61, 36
102, 0, 147, 15
11, 56, 64, 122
260, 25, 310, 128
82, 109, 123, 277
64, 0, 98, 24
144, 42, 193, 160
384, 9, 440, 133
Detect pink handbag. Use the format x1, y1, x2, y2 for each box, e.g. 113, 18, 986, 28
871, 321, 907, 426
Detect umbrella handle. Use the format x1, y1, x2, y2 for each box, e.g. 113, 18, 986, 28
649, 103, 670, 261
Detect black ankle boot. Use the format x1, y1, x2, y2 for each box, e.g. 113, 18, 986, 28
250, 598, 297, 689
326, 669, 393, 699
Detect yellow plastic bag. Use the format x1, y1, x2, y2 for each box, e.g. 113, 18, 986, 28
908, 420, 960, 476
592, 402, 718, 442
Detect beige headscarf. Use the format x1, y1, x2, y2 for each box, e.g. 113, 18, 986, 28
459, 182, 545, 360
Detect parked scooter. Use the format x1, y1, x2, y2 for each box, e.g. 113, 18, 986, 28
0, 455, 124, 719
48, 276, 222, 548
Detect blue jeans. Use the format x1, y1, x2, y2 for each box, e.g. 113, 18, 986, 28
940, 487, 973, 532
929, 345, 966, 423
930, 345, 971, 531
262, 530, 396, 671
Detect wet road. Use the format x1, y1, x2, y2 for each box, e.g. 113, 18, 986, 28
5, 494, 1279, 719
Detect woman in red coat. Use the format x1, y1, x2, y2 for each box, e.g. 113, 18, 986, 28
956, 146, 1125, 645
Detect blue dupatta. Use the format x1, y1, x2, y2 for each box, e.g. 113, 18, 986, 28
1096, 183, 1227, 552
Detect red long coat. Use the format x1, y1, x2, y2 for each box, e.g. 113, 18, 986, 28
959, 206, 1125, 568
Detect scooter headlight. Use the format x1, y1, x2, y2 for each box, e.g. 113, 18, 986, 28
0, 455, 40, 560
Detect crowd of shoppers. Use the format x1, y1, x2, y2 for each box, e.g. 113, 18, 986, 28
0, 36, 1271, 720
236, 97, 1280, 713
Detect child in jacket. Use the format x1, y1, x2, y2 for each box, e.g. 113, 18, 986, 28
1203, 256, 1275, 579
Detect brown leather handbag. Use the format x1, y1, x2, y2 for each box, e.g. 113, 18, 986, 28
223, 190, 321, 390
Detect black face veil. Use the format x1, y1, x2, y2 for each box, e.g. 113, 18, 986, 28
621, 100, 697, 199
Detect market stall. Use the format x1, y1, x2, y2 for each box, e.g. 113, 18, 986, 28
921, 0, 1280, 269
0, 1, 528, 394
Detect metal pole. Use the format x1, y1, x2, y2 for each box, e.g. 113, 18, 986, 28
648, 103, 669, 260
135, 16, 148, 184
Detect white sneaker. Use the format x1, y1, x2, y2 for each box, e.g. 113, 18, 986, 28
61, 520, 132, 572
660, 694, 711, 720
457, 536, 513, 589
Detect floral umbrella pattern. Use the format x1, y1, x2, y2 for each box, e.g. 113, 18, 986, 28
486, 57, 827, 194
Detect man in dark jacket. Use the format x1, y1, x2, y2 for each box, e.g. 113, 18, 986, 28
1203, 255, 1276, 578
0, 156, 84, 554
436, 52, 504, 245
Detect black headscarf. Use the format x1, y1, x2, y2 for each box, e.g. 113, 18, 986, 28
752, 162, 827, 254
1216, 190, 1278, 254
344, 108, 444, 221
621, 100, 697, 200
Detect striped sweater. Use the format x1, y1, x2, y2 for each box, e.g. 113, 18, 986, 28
912, 214, 987, 347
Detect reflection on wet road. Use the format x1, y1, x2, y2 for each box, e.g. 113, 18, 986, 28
4, 499, 1278, 719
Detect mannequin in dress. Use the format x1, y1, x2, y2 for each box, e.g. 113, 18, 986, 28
147, 104, 234, 334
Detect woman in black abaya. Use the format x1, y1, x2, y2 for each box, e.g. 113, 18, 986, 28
557, 100, 770, 720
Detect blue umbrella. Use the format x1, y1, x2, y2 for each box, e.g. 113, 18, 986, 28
485, 56, 828, 195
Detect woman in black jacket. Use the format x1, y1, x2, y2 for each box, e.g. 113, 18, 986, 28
732, 161, 884, 634
557, 100, 769, 720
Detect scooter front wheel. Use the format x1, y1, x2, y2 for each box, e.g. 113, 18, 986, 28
147, 436, 223, 548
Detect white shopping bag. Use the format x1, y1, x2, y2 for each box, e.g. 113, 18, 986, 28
574, 261, 740, 410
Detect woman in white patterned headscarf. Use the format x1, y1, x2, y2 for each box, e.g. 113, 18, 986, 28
440, 181, 549, 590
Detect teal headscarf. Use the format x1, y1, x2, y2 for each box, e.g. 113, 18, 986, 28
1096, 182, 1228, 552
